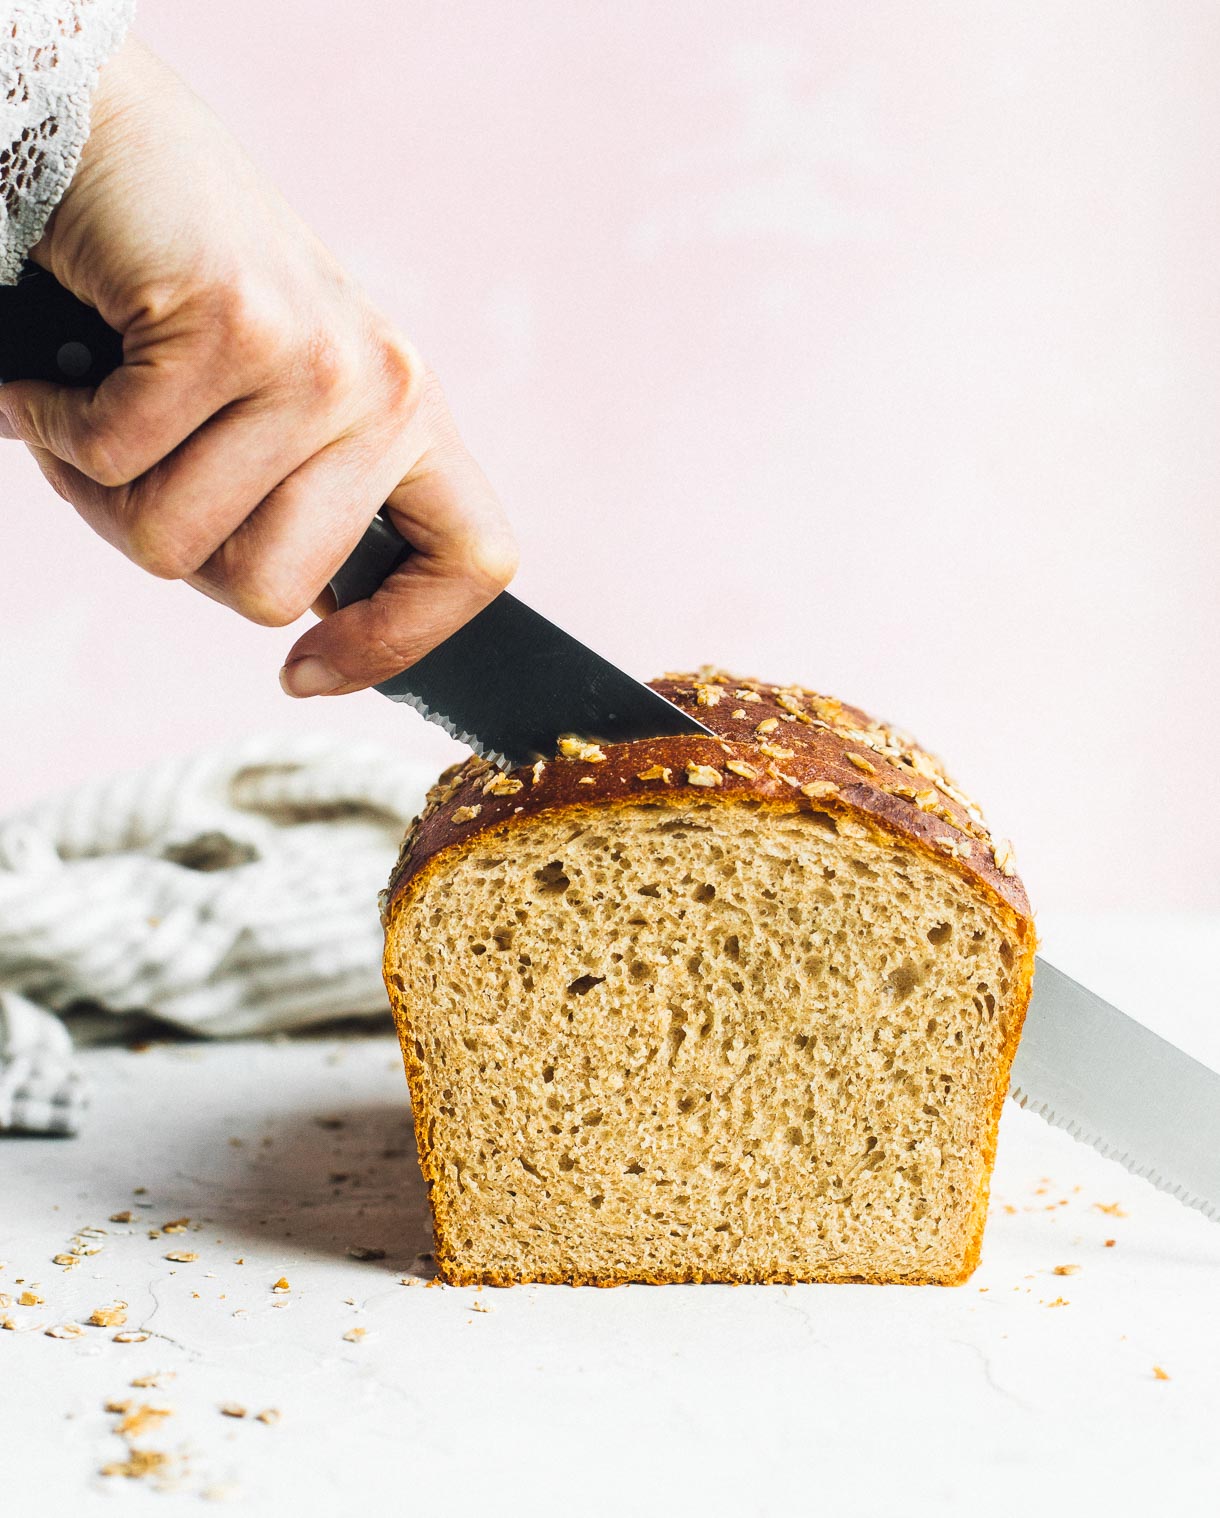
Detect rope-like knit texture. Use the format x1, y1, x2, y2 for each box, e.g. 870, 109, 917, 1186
0, 0, 136, 284
0, 736, 434, 1134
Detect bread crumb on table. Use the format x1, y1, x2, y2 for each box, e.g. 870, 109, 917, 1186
109, 1210, 133, 1224
113, 1330, 151, 1343
99, 1449, 171, 1481
45, 1323, 86, 1339
255, 1408, 281, 1425
1153, 1365, 1171, 1381
1052, 1264, 1081, 1277
271, 1278, 290, 1292
164, 1251, 198, 1263
342, 1326, 367, 1342
219, 1403, 246, 1418
115, 1404, 172, 1438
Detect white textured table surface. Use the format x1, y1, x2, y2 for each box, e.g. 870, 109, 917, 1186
3, 914, 1219, 1516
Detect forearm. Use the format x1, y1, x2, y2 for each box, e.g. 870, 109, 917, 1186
0, 0, 135, 284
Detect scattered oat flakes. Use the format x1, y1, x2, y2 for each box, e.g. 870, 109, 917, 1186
113, 1330, 151, 1343
577, 775, 595, 785
90, 1304, 128, 1328
220, 1403, 246, 1418
685, 763, 722, 788
913, 789, 939, 810
636, 765, 672, 783
1052, 1264, 1081, 1277
256, 1408, 281, 1425
161, 1219, 190, 1234
846, 753, 876, 774
346, 1246, 386, 1261
164, 1251, 198, 1263
730, 709, 748, 720
1153, 1365, 1171, 1381
993, 839, 1017, 876
18, 1291, 43, 1307
342, 1326, 368, 1343
735, 689, 762, 703
531, 759, 546, 784
109, 1210, 133, 1224
272, 1278, 290, 1293
725, 760, 758, 780
51, 1254, 77, 1267
557, 736, 606, 762
694, 685, 722, 707
45, 1323, 85, 1339
758, 743, 796, 761
451, 805, 482, 824
800, 781, 839, 799
131, 1374, 172, 1389
482, 772, 524, 796
755, 718, 779, 734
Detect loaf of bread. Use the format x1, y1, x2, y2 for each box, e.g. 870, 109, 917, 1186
381, 672, 1036, 1286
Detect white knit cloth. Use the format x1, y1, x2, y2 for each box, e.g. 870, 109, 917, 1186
0, 0, 136, 283
0, 737, 433, 1134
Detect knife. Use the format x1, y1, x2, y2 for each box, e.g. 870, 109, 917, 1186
0, 261, 711, 768
4, 266, 1219, 1222
1011, 960, 1220, 1221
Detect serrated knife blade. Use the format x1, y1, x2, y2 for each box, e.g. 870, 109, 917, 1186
370, 588, 713, 768
1010, 958, 1220, 1220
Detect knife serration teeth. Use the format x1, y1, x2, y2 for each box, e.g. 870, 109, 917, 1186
1009, 1084, 1220, 1223
382, 687, 509, 769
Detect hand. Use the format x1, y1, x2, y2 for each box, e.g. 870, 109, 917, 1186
0, 38, 517, 697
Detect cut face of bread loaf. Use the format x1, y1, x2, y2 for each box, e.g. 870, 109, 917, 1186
382, 674, 1036, 1286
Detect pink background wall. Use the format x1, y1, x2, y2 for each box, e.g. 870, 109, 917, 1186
3, 1, 1217, 915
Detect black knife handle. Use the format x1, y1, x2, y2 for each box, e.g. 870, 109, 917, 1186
0, 260, 412, 606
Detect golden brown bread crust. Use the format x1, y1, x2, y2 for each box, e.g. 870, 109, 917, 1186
382, 671, 1037, 1287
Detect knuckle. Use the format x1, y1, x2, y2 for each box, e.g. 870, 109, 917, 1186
74, 423, 140, 488
301, 330, 351, 402
212, 275, 287, 368
376, 331, 428, 418
225, 567, 311, 629
468, 527, 519, 592
125, 518, 199, 581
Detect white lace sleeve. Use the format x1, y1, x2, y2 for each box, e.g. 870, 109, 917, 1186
0, 0, 135, 284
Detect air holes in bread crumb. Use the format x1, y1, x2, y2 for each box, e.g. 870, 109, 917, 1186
534, 861, 570, 893
567, 975, 605, 996
927, 922, 952, 946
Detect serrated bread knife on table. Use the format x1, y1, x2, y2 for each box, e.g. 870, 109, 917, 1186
3, 262, 1217, 1221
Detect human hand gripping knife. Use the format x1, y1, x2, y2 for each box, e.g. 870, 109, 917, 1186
3, 263, 1217, 1222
